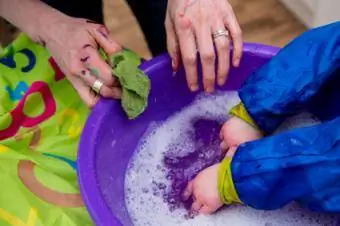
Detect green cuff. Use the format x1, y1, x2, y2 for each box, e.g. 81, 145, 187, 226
218, 157, 241, 205
229, 102, 265, 135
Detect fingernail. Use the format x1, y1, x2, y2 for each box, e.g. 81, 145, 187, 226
83, 44, 94, 49
80, 56, 90, 63
172, 60, 176, 71
182, 192, 189, 200
98, 28, 108, 39
190, 84, 199, 92
218, 77, 225, 86
86, 19, 98, 24
205, 86, 213, 93
220, 141, 227, 150
113, 88, 122, 99
233, 58, 240, 67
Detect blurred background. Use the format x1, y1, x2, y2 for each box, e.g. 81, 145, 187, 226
1, 0, 339, 59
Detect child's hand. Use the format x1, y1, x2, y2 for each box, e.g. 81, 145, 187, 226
220, 116, 263, 156
183, 164, 223, 215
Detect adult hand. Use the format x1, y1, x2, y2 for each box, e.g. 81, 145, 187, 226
165, 0, 243, 93
41, 16, 122, 107
0, 0, 122, 107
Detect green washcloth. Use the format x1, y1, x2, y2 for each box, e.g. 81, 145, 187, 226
101, 49, 151, 119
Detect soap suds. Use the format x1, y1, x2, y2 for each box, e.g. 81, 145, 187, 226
125, 91, 337, 226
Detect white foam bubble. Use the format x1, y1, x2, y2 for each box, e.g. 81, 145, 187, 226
125, 91, 337, 226
273, 112, 320, 133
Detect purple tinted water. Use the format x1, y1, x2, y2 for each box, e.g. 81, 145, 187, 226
154, 118, 225, 213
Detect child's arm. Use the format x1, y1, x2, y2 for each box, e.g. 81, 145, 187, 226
221, 21, 340, 156
225, 117, 340, 212
238, 21, 340, 134
185, 116, 340, 214
185, 22, 340, 214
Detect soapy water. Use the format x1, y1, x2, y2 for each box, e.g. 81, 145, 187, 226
125, 91, 338, 226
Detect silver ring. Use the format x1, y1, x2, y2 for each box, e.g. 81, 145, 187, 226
92, 79, 103, 94
212, 29, 229, 39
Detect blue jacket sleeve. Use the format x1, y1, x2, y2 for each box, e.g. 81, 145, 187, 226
231, 116, 340, 212
239, 22, 340, 134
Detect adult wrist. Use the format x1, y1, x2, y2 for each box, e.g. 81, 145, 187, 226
0, 0, 69, 45
30, 8, 69, 45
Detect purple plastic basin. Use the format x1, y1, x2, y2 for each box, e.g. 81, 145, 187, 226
78, 43, 280, 226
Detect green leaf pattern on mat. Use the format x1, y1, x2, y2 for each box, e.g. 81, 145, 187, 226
108, 49, 150, 119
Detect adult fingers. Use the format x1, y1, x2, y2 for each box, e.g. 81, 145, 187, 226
176, 15, 199, 92
67, 55, 101, 104
68, 76, 99, 108
92, 25, 122, 56
211, 22, 230, 86
80, 45, 116, 87
78, 68, 121, 99
223, 2, 243, 67
165, 13, 180, 72
195, 22, 216, 93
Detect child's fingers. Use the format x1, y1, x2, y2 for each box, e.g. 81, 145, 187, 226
191, 200, 203, 212
165, 13, 180, 72
199, 205, 214, 215
182, 181, 194, 201
220, 141, 228, 151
